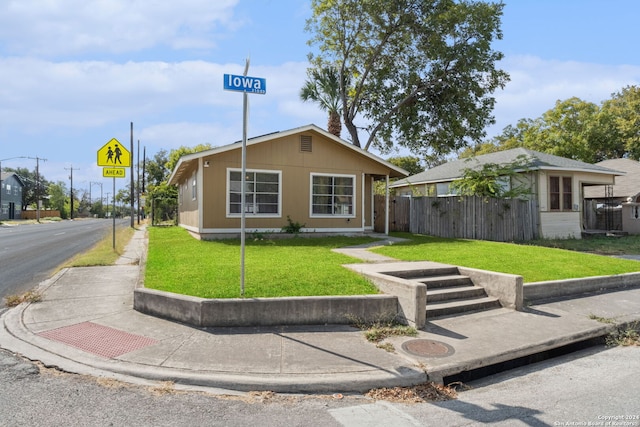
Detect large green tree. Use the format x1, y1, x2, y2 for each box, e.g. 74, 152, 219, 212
464, 91, 636, 162
601, 85, 640, 160
47, 181, 69, 219
145, 150, 171, 188
305, 0, 509, 156
166, 144, 212, 173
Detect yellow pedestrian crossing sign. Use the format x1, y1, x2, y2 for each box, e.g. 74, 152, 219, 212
97, 138, 131, 167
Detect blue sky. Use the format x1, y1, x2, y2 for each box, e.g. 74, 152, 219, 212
1, 0, 639, 195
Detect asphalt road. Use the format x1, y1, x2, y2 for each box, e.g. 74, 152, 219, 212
0, 219, 128, 301
0, 344, 638, 426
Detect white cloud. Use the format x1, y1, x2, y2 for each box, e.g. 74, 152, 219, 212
488, 55, 640, 136
139, 122, 240, 151
0, 0, 240, 56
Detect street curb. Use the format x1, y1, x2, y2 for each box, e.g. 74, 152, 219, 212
0, 300, 427, 394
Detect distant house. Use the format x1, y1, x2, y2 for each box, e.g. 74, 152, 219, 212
0, 172, 25, 220
391, 148, 623, 239
168, 124, 408, 239
584, 158, 640, 234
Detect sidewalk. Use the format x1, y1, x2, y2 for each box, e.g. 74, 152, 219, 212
2, 227, 640, 394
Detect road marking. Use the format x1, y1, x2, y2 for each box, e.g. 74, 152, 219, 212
53, 232, 66, 236
329, 401, 421, 427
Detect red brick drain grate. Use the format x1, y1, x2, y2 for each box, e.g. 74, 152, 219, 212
402, 339, 455, 357
38, 322, 158, 359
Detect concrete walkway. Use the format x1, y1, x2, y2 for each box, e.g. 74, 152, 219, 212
2, 227, 640, 393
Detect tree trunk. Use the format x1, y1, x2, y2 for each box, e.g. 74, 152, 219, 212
343, 113, 361, 148
327, 111, 342, 137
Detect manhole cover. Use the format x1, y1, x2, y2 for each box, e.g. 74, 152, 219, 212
402, 339, 455, 357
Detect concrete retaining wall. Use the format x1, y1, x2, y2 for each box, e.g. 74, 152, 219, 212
524, 272, 640, 302
343, 263, 431, 329
458, 267, 523, 310
134, 288, 398, 327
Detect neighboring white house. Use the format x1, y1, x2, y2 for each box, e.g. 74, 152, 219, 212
391, 148, 624, 239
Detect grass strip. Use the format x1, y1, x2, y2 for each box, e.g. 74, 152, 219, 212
65, 224, 136, 267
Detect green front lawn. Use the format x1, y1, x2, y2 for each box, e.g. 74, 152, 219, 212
371, 233, 640, 283
144, 227, 380, 298
145, 228, 640, 299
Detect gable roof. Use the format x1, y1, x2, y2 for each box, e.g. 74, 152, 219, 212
583, 158, 640, 199
169, 124, 408, 185
0, 172, 25, 187
391, 148, 624, 188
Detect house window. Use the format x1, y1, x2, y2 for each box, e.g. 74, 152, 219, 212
549, 176, 572, 211
632, 206, 640, 220
436, 182, 457, 197
191, 174, 197, 200
228, 169, 281, 216
311, 174, 355, 216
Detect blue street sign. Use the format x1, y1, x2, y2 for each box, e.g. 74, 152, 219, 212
223, 73, 267, 94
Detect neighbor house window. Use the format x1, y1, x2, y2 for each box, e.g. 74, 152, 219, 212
191, 174, 197, 200
311, 174, 355, 216
549, 176, 572, 211
436, 182, 457, 197
227, 169, 281, 216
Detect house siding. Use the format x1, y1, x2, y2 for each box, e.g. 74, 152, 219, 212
0, 174, 23, 220
176, 130, 398, 237
176, 163, 200, 230
539, 211, 582, 238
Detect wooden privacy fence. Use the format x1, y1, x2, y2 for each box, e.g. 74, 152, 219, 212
375, 195, 539, 241
374, 195, 411, 232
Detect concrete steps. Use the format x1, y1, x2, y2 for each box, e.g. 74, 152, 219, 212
426, 296, 502, 319
401, 269, 502, 319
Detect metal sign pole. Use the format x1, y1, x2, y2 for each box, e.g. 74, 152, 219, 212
112, 177, 116, 249
240, 58, 250, 297
223, 59, 266, 297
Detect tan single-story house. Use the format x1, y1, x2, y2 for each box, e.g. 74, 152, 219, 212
584, 158, 640, 234
168, 124, 408, 239
391, 148, 624, 239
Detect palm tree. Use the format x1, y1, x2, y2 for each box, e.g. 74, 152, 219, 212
300, 66, 342, 137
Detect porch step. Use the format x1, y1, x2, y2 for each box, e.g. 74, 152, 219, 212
385, 267, 460, 280
416, 275, 474, 289
426, 285, 487, 303
426, 296, 502, 319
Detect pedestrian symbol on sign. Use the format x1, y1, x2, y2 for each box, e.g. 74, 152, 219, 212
97, 138, 131, 167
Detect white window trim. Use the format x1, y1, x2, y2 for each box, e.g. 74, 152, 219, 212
226, 168, 282, 218
549, 175, 573, 211
191, 171, 197, 201
310, 173, 356, 218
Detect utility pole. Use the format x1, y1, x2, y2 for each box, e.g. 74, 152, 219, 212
31, 157, 47, 223
130, 122, 134, 228
142, 146, 146, 193
137, 139, 140, 225
90, 182, 103, 217
64, 166, 78, 219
